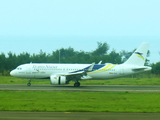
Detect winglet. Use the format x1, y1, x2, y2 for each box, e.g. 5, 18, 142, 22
98, 60, 102, 64
87, 62, 95, 72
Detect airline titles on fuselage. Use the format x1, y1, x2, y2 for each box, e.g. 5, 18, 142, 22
32, 65, 58, 70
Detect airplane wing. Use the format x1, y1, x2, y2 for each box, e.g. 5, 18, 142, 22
56, 62, 95, 79
63, 71, 85, 76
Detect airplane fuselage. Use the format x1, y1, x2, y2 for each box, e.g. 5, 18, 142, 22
10, 63, 151, 80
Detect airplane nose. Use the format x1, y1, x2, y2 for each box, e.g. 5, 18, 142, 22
10, 70, 16, 76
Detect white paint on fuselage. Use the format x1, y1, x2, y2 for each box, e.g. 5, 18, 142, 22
10, 63, 151, 80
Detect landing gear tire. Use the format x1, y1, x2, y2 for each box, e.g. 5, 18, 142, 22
27, 79, 31, 86
27, 83, 31, 86
74, 82, 80, 87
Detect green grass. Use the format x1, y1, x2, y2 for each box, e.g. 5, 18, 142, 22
1, 76, 160, 85
1, 76, 160, 112
0, 91, 160, 112
79, 77, 160, 85
0, 76, 50, 84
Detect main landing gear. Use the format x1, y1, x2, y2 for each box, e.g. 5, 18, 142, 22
74, 81, 80, 87
27, 79, 31, 86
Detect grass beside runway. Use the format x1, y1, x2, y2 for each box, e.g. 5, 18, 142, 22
0, 91, 160, 113
0, 76, 50, 84
1, 76, 160, 85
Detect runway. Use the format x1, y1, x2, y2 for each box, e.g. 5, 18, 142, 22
0, 84, 160, 92
1, 85, 160, 120
1, 111, 160, 120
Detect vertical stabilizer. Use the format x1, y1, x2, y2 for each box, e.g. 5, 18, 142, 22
124, 42, 149, 66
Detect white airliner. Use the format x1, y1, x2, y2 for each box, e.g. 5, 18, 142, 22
10, 42, 151, 87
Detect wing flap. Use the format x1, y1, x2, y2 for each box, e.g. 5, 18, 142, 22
65, 71, 85, 76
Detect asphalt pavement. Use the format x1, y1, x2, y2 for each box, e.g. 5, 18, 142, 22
0, 112, 160, 120
0, 84, 160, 92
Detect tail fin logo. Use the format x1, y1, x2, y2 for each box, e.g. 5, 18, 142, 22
135, 52, 144, 60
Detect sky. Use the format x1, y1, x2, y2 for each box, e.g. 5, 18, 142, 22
0, 0, 160, 63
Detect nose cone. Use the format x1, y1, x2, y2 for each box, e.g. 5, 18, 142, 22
10, 70, 16, 76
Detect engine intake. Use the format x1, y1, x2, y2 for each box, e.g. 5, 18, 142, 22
50, 75, 67, 85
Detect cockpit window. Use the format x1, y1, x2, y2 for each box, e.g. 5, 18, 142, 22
17, 67, 22, 70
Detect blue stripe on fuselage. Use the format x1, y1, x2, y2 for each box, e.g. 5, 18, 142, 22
70, 64, 105, 73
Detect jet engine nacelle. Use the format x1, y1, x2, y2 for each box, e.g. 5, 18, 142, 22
50, 75, 67, 85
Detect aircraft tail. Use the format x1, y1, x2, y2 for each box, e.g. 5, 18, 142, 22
124, 42, 149, 66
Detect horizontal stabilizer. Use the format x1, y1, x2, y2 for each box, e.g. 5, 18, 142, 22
132, 66, 152, 71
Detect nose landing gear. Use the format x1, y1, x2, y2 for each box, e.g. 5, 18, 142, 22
27, 79, 31, 86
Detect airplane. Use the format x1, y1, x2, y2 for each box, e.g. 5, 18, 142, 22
10, 42, 152, 87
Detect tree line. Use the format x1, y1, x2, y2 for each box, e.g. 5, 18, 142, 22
0, 42, 159, 76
